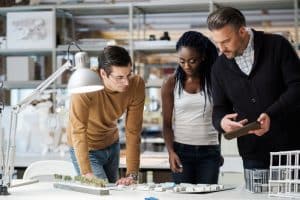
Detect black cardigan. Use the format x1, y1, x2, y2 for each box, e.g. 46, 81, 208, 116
211, 30, 300, 160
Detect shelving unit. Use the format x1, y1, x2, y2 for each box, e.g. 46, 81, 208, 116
1, 1, 296, 131
0, 49, 53, 56
0, 0, 298, 91
3, 80, 43, 89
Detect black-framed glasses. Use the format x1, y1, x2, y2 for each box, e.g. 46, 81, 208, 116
109, 73, 132, 83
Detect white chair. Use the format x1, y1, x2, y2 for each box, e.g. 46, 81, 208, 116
23, 160, 77, 181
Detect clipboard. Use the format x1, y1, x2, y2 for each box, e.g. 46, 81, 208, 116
224, 121, 261, 140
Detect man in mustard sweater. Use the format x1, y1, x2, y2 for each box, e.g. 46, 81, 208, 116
67, 46, 145, 185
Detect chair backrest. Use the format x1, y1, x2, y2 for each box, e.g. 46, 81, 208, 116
23, 160, 77, 181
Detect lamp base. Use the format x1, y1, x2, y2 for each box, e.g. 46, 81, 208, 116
0, 185, 10, 195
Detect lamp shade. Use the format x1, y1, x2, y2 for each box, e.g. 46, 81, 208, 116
67, 68, 104, 94
67, 52, 104, 94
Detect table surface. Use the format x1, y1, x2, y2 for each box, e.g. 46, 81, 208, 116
15, 152, 244, 172
4, 181, 288, 200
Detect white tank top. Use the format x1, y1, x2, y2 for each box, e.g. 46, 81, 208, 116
173, 83, 219, 145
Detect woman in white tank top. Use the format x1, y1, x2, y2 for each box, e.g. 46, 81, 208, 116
161, 31, 222, 184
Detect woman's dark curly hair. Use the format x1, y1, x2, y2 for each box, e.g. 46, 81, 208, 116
175, 31, 218, 110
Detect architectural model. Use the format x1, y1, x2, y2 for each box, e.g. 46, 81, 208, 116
268, 150, 300, 198
53, 174, 109, 195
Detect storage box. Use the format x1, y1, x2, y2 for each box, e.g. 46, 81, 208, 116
6, 56, 35, 81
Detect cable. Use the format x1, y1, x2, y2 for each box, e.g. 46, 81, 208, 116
67, 41, 83, 61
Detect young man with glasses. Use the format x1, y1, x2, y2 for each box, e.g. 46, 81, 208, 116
67, 46, 145, 185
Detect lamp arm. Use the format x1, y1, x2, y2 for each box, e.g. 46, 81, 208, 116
17, 61, 73, 112
1, 60, 73, 189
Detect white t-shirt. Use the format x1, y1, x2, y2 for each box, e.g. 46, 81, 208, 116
173, 83, 219, 145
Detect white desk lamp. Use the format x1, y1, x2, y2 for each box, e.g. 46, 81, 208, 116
0, 45, 103, 195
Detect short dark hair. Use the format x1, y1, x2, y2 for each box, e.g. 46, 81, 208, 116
207, 7, 246, 31
98, 45, 131, 75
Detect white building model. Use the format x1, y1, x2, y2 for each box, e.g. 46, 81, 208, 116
269, 150, 300, 198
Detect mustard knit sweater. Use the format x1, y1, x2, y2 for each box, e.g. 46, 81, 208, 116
67, 75, 145, 175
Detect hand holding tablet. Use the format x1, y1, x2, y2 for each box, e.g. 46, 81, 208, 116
224, 121, 261, 140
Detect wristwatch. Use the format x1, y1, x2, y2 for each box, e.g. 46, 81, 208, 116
126, 172, 138, 181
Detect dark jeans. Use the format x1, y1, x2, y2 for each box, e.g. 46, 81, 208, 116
69, 142, 120, 183
172, 142, 221, 184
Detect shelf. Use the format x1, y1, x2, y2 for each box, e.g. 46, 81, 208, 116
57, 41, 176, 54
3, 81, 44, 89
143, 123, 162, 130
0, 49, 53, 56
0, 0, 294, 16
3, 81, 69, 89
0, 1, 208, 15
135, 0, 295, 12
57, 44, 109, 52
0, 0, 293, 13
0, 5, 55, 15
0, 4, 129, 16
58, 3, 129, 16
141, 137, 164, 144
213, 0, 294, 10
146, 79, 163, 88
134, 1, 210, 14
57, 44, 130, 57
56, 84, 67, 89
134, 41, 176, 53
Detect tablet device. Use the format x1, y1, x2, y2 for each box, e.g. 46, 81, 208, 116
224, 121, 261, 140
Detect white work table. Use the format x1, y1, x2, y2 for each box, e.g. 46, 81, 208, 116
14, 151, 244, 172
5, 182, 286, 200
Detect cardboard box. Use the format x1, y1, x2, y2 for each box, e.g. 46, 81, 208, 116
6, 56, 35, 81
